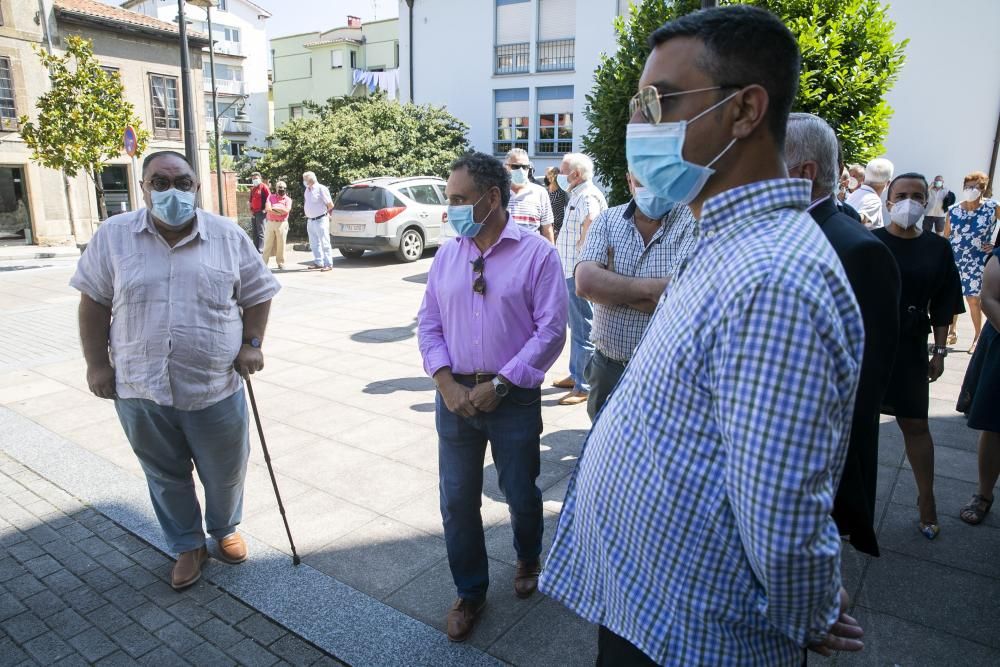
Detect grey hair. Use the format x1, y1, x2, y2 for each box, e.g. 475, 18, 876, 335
864, 158, 894, 185
505, 148, 529, 164
302, 171, 316, 182
562, 152, 594, 181
784, 112, 839, 196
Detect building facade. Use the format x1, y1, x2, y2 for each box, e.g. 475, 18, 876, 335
400, 0, 1000, 194
124, 0, 271, 162
398, 0, 627, 176
271, 16, 400, 128
0, 0, 210, 247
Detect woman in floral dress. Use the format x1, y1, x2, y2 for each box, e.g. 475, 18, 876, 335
946, 171, 998, 352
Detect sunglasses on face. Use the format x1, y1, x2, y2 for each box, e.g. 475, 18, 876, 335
507, 164, 530, 171
146, 176, 195, 192
472, 256, 486, 295
628, 84, 741, 125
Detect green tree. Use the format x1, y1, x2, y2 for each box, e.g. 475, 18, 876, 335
254, 94, 470, 221
20, 36, 148, 224
584, 0, 906, 205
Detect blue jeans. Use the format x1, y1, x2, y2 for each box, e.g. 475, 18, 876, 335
115, 390, 250, 553
307, 215, 333, 267
566, 277, 594, 392
436, 383, 544, 601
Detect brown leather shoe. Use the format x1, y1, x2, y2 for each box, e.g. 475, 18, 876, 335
171, 546, 208, 590
551, 376, 575, 389
446, 597, 486, 642
514, 559, 541, 599
217, 533, 248, 564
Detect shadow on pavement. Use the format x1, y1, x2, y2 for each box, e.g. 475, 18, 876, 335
351, 318, 418, 344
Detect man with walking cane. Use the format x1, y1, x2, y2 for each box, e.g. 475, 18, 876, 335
71, 150, 281, 590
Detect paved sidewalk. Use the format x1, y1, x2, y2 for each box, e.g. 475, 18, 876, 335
2, 248, 1000, 666
0, 451, 341, 666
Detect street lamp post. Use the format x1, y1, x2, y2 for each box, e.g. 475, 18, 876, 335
188, 0, 224, 214
177, 0, 199, 170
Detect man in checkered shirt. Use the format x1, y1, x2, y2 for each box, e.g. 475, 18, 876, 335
541, 6, 867, 665
574, 173, 697, 420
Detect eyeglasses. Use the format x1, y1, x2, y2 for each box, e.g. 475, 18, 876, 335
146, 176, 195, 192
507, 164, 530, 171
472, 256, 486, 295
629, 84, 741, 125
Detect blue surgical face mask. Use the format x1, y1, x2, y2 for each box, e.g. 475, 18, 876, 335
150, 188, 196, 229
557, 174, 571, 191
447, 191, 494, 237
626, 90, 740, 205
509, 168, 528, 186
633, 186, 673, 220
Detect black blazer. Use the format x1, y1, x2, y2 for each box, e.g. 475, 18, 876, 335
811, 196, 901, 556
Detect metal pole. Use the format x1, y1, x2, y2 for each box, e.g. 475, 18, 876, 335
405, 0, 414, 103
987, 97, 1000, 198
177, 0, 198, 171
206, 5, 225, 215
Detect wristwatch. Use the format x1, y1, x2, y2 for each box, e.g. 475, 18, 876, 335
931, 345, 948, 357
244, 337, 262, 349
492, 376, 510, 398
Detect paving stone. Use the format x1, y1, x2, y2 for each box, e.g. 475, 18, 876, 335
193, 617, 244, 650
95, 650, 138, 666
0, 637, 29, 667
130, 547, 170, 570
183, 581, 223, 605
97, 549, 136, 573
103, 583, 147, 612
25, 524, 61, 546
165, 597, 214, 628
44, 514, 75, 532
141, 580, 181, 607
56, 523, 94, 543
68, 627, 118, 662
88, 604, 132, 634
4, 573, 44, 600
111, 621, 161, 658
45, 607, 91, 639
137, 645, 186, 665
205, 593, 254, 624
22, 589, 66, 618
118, 564, 158, 590
53, 653, 92, 667
22, 630, 75, 663
62, 585, 106, 614
2, 610, 48, 642
108, 533, 147, 556
268, 634, 325, 667
235, 613, 287, 646
154, 620, 204, 655
0, 528, 28, 548
41, 568, 84, 595
0, 557, 24, 583
58, 550, 99, 577
185, 641, 237, 667
80, 566, 121, 593
8, 541, 45, 564
76, 536, 114, 558
130, 601, 174, 632
95, 524, 127, 541
0, 593, 25, 621
23, 554, 62, 579
227, 637, 280, 667
489, 595, 598, 666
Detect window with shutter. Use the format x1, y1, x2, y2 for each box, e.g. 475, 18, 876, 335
332, 51, 343, 68
494, 88, 530, 155
537, 0, 575, 71
536, 86, 574, 154
495, 0, 530, 74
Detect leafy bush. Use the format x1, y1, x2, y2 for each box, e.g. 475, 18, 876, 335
253, 94, 470, 220
584, 0, 907, 205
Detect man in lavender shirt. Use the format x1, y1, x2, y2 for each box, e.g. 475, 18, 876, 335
418, 152, 567, 643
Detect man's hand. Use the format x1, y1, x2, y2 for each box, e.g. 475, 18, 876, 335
929, 353, 945, 382
630, 277, 671, 313
86, 363, 116, 400
234, 345, 264, 378
469, 381, 502, 414
983, 243, 995, 254
439, 380, 478, 418
808, 587, 864, 657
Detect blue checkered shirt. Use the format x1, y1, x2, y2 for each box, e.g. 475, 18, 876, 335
577, 201, 698, 362
540, 179, 864, 666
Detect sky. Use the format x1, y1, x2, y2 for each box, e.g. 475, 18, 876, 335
99, 0, 400, 39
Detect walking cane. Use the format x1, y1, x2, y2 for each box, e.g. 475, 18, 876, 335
245, 378, 301, 566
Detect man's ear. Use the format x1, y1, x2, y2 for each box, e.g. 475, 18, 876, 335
729, 84, 769, 140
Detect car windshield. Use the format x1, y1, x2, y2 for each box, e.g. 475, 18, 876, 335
334, 186, 388, 211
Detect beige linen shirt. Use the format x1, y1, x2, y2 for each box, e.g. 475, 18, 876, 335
70, 209, 281, 411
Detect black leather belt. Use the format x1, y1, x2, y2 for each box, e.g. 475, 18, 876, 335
452, 373, 497, 385
307, 214, 327, 220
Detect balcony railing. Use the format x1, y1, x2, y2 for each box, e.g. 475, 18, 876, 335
204, 79, 246, 95
494, 43, 529, 75
537, 38, 575, 72
214, 40, 243, 57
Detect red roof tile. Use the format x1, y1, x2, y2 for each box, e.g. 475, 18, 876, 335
54, 0, 209, 41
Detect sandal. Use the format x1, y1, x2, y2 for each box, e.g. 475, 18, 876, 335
960, 494, 994, 525
947, 331, 958, 346
917, 496, 939, 540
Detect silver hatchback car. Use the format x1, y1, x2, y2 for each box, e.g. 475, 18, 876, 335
330, 176, 449, 262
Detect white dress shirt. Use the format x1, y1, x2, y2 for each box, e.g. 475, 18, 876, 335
70, 209, 281, 411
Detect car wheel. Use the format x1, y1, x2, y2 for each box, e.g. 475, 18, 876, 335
338, 247, 365, 259
396, 229, 424, 262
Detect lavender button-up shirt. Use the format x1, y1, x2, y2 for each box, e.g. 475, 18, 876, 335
70, 209, 280, 411
418, 216, 567, 388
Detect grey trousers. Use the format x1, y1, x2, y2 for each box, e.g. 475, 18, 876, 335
585, 349, 628, 422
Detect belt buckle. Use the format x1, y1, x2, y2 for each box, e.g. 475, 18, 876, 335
474, 372, 492, 385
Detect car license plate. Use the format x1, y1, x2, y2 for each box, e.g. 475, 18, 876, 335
342, 224, 365, 232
